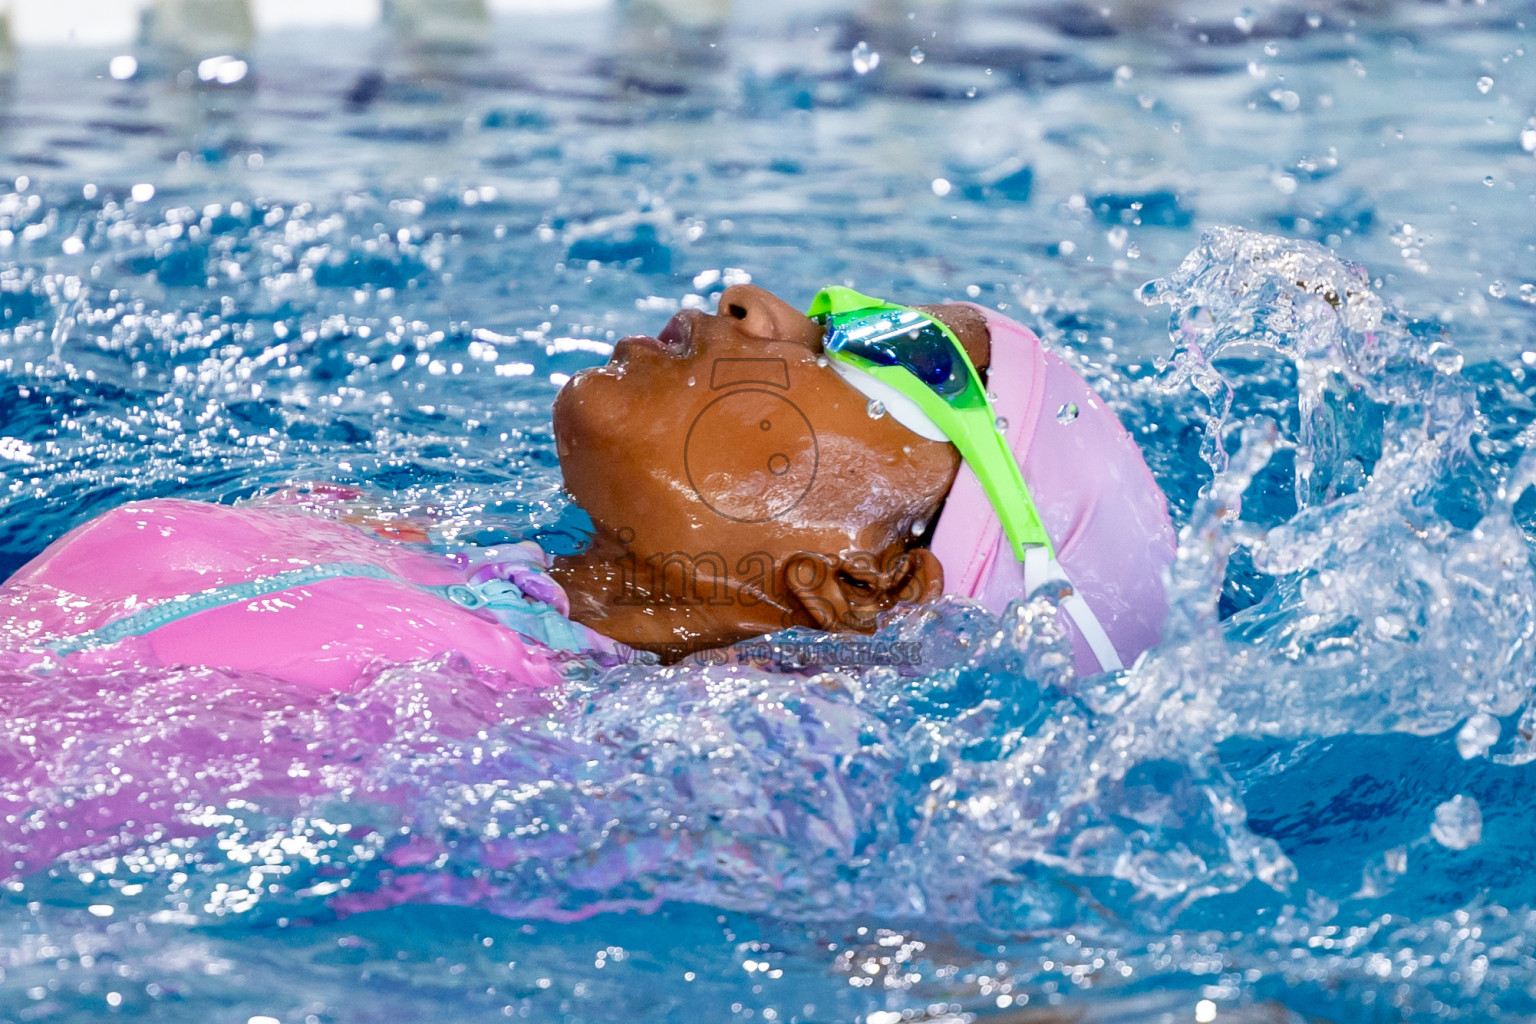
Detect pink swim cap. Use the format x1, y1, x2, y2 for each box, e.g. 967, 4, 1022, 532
928, 306, 1175, 674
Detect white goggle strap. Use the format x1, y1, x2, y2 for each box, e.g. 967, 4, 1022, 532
1024, 546, 1123, 673
829, 360, 950, 443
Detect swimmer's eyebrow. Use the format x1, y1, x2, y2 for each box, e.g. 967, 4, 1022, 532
709, 358, 790, 390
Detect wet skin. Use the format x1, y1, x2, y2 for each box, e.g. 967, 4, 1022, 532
550, 284, 991, 659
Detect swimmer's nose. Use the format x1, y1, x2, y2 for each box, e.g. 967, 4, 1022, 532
717, 285, 824, 350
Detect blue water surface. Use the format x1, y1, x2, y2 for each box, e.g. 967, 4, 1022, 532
2, 2, 1536, 1021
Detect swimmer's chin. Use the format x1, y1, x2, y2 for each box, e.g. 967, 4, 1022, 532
555, 340, 663, 401
551, 361, 641, 465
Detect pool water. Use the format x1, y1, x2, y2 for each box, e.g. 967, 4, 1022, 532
2, 1, 1536, 1020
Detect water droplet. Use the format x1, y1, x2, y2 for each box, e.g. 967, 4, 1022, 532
866, 399, 886, 419
993, 416, 1008, 432
1056, 403, 1079, 424
198, 55, 248, 85
686, 376, 697, 387
965, 284, 981, 298
1456, 713, 1500, 759
1113, 65, 1133, 84
851, 41, 879, 75
1270, 88, 1301, 112
1429, 344, 1463, 375
1520, 126, 1536, 153
910, 520, 927, 536
1430, 794, 1483, 850
1489, 280, 1508, 299
965, 86, 977, 98
1484, 175, 1496, 186
909, 46, 925, 64
931, 178, 952, 197
1519, 283, 1536, 304
1476, 75, 1494, 94
1305, 12, 1322, 28
1107, 226, 1128, 249
815, 355, 829, 368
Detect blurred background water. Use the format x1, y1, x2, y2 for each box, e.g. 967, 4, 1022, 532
1, 1, 1535, 1022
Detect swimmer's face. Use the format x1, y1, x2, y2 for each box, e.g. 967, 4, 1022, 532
552, 284, 965, 653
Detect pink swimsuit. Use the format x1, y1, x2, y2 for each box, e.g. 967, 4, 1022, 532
0, 496, 618, 690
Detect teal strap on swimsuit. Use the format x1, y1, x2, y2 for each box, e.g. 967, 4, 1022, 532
44, 561, 510, 659
467, 577, 588, 653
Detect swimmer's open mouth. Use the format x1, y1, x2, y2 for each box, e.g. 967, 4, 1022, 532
613, 311, 693, 361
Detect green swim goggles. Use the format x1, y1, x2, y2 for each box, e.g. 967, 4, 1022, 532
807, 286, 1052, 559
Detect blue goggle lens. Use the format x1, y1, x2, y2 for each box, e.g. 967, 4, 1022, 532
823, 309, 964, 397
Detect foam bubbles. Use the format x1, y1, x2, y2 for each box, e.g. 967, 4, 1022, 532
1456, 713, 1500, 759
1431, 794, 1483, 849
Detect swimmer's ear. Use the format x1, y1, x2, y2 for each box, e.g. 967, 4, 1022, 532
782, 549, 944, 633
